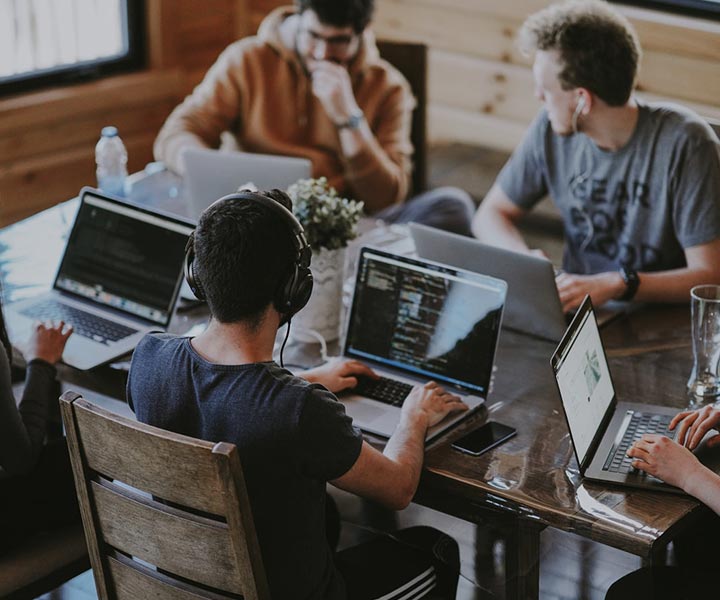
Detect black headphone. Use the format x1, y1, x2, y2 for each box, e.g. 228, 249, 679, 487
183, 191, 314, 324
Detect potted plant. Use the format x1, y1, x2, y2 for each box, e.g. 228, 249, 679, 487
286, 177, 364, 342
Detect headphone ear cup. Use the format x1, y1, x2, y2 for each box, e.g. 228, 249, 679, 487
290, 267, 314, 314
183, 233, 206, 301
274, 265, 313, 321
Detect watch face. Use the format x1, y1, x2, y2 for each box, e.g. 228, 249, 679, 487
338, 112, 364, 129
620, 267, 639, 300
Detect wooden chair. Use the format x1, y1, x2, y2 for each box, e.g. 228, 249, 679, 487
60, 390, 270, 600
377, 40, 428, 196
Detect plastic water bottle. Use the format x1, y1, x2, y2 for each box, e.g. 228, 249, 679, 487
95, 126, 128, 197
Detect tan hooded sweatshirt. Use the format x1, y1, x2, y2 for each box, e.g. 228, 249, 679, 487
154, 7, 415, 212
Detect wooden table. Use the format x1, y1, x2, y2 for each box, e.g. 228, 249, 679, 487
1, 193, 710, 600
415, 305, 709, 599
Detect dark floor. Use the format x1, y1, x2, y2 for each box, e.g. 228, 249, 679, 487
35, 145, 639, 600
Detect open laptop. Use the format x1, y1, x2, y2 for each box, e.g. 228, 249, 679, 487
411, 223, 628, 342
5, 187, 194, 370
551, 295, 720, 493
339, 247, 507, 442
182, 148, 312, 221
411, 223, 565, 341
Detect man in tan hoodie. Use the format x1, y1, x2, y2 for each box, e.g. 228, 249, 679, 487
154, 0, 474, 234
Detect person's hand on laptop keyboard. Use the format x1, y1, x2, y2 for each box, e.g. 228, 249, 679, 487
25, 320, 73, 364
402, 381, 468, 429
626, 434, 707, 489
300, 358, 379, 393
669, 405, 720, 451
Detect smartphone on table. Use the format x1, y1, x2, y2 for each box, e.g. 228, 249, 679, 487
451, 421, 517, 456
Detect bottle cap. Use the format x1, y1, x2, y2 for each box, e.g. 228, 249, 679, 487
101, 126, 119, 138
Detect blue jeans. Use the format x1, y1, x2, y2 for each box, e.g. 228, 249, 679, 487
376, 186, 475, 237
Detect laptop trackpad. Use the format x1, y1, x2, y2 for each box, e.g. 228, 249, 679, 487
342, 397, 394, 425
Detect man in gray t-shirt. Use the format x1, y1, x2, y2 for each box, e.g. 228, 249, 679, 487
472, 0, 720, 312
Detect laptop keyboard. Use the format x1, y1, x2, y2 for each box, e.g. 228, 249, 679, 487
602, 412, 675, 473
353, 375, 414, 407
20, 299, 138, 345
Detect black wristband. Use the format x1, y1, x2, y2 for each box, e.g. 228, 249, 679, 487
27, 358, 56, 371
619, 267, 640, 301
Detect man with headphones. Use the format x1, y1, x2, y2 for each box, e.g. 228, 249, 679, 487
127, 189, 466, 599
472, 0, 720, 312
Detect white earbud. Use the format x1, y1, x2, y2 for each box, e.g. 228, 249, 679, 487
572, 95, 586, 133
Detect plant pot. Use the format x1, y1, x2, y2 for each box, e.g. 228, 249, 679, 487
291, 246, 347, 343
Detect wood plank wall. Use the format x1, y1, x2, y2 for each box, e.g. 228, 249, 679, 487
249, 0, 720, 152
0, 0, 244, 226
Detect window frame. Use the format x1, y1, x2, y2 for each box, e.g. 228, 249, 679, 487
0, 0, 146, 97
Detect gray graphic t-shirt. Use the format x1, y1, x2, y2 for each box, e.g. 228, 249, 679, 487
497, 101, 720, 274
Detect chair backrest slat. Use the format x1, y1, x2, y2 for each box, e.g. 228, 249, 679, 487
106, 554, 235, 600
73, 397, 226, 515
60, 391, 270, 600
90, 480, 242, 592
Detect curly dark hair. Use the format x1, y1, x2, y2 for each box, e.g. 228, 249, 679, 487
295, 0, 374, 33
518, 0, 641, 106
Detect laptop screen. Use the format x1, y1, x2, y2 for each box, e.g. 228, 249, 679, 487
344, 248, 506, 395
552, 298, 616, 467
54, 191, 194, 325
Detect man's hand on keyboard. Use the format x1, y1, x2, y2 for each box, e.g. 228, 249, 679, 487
300, 358, 378, 393
627, 434, 704, 489
670, 406, 720, 451
402, 381, 468, 429
26, 320, 73, 364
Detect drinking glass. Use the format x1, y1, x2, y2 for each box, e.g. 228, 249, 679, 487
687, 284, 720, 401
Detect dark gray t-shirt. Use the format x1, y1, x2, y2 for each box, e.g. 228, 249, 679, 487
497, 101, 720, 274
128, 333, 363, 600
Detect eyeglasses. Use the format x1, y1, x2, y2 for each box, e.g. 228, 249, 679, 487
300, 28, 357, 51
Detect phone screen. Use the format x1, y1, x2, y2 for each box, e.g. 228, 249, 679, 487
451, 421, 517, 456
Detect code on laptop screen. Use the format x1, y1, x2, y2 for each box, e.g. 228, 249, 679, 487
55, 194, 193, 325
345, 249, 506, 394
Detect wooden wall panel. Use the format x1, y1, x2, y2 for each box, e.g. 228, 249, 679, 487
371, 0, 720, 147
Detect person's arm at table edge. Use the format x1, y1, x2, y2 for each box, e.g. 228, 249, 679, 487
684, 463, 720, 515
331, 382, 467, 510
632, 239, 720, 303
340, 85, 412, 213
471, 184, 532, 253
154, 43, 247, 174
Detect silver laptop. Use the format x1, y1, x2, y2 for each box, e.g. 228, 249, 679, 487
6, 187, 194, 370
340, 247, 507, 443
411, 223, 566, 341
551, 296, 720, 493
182, 148, 312, 221
411, 224, 630, 340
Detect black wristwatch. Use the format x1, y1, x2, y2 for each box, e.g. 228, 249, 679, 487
619, 266, 640, 301
336, 110, 365, 130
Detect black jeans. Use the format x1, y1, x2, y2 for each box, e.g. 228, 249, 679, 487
605, 566, 717, 599
0, 439, 80, 554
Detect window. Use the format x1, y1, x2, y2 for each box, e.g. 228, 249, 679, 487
612, 0, 720, 20
0, 0, 145, 96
